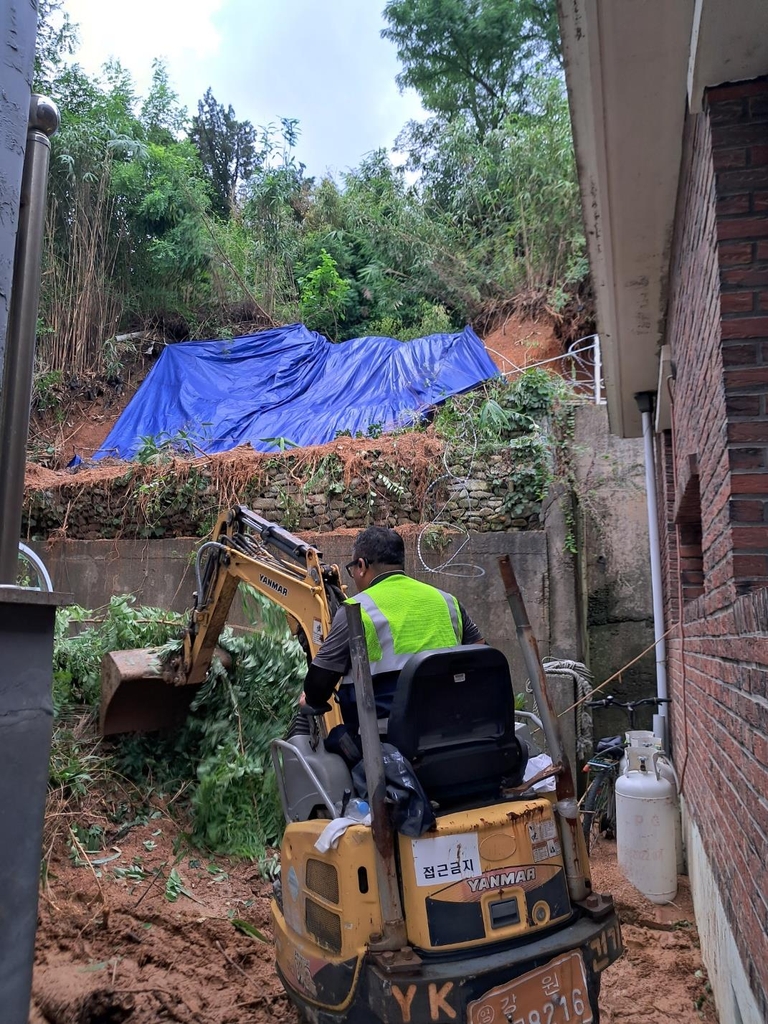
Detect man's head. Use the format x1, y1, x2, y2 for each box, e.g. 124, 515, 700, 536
346, 526, 404, 590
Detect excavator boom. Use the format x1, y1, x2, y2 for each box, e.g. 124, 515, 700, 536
100, 507, 344, 734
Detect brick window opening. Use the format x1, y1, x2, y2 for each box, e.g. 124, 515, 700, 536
678, 519, 704, 603
674, 456, 705, 603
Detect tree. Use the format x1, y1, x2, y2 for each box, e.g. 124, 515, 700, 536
141, 59, 188, 144
299, 249, 352, 340
34, 0, 78, 92
110, 140, 213, 313
189, 88, 259, 216
382, 0, 561, 136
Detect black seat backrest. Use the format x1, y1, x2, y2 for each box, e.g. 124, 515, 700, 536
386, 645, 528, 809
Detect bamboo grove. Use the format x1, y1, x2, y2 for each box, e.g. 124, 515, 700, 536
34, 0, 585, 388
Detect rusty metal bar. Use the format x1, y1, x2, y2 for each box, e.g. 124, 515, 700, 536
499, 555, 589, 901
499, 555, 574, 798
346, 601, 407, 950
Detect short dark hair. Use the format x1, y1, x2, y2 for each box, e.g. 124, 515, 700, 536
352, 526, 404, 567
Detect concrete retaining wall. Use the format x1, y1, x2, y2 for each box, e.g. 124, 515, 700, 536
683, 804, 763, 1024
573, 405, 655, 738
38, 530, 574, 685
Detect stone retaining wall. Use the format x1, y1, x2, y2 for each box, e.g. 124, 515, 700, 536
22, 441, 542, 541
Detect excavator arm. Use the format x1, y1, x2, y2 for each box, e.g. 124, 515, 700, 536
100, 507, 345, 734
180, 506, 343, 683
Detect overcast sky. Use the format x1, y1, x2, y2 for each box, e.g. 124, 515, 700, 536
61, 0, 425, 177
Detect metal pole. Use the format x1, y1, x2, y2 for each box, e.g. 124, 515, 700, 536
499, 556, 574, 799
0, 22, 69, 1021
345, 602, 407, 950
635, 393, 669, 748
0, 2, 37, 389
498, 555, 589, 902
593, 335, 603, 405
0, 589, 69, 1024
0, 95, 60, 583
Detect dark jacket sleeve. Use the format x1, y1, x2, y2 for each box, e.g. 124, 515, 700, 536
458, 602, 484, 644
303, 664, 341, 707
303, 606, 351, 705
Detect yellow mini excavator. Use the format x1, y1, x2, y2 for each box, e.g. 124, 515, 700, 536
100, 507, 622, 1024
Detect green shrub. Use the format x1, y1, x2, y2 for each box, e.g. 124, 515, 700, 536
53, 588, 306, 860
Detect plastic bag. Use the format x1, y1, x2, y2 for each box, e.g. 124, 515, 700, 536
352, 743, 436, 837
522, 752, 557, 792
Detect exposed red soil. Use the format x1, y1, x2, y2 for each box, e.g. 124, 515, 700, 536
32, 810, 717, 1024
32, 808, 295, 1024
483, 312, 564, 374
29, 376, 145, 470
63, 387, 140, 464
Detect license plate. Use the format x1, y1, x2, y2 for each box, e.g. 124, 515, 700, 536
468, 950, 593, 1024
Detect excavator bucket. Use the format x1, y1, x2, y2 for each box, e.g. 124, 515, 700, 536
99, 648, 196, 735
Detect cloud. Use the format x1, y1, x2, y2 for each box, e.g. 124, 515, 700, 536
61, 0, 424, 174
63, 0, 225, 95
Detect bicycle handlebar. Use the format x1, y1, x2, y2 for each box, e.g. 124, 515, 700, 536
586, 696, 671, 710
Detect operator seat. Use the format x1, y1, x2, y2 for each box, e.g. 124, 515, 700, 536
386, 644, 528, 810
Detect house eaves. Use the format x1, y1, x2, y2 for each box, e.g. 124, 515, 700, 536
559, 0, 768, 438
558, 0, 695, 438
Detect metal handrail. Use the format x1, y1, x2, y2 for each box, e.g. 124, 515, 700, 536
270, 738, 338, 822
0, 543, 54, 593
18, 543, 53, 592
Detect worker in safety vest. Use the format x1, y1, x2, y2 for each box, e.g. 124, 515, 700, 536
301, 526, 484, 754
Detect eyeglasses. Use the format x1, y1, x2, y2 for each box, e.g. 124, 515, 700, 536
345, 558, 369, 579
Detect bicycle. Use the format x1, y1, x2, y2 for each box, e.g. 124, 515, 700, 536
580, 695, 671, 851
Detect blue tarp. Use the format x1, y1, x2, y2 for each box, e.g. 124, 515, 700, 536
94, 323, 498, 460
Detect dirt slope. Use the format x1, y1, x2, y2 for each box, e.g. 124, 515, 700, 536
483, 312, 563, 374
28, 317, 563, 474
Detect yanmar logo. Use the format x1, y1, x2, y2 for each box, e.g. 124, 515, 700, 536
260, 574, 288, 597
467, 867, 536, 892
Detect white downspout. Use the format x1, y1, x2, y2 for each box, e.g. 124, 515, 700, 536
636, 392, 669, 749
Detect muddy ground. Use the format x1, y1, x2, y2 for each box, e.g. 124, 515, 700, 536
31, 808, 717, 1024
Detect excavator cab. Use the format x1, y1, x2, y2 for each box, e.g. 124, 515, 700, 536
270, 589, 622, 1024
387, 645, 528, 807
271, 645, 528, 827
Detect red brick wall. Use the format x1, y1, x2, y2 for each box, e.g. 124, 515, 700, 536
664, 79, 768, 1018
711, 81, 768, 594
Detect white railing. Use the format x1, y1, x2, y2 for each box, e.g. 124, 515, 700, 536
16, 543, 53, 591
487, 333, 606, 404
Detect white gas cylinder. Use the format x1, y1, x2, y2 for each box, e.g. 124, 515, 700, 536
620, 731, 662, 773
619, 738, 684, 874
616, 753, 678, 904
656, 755, 685, 874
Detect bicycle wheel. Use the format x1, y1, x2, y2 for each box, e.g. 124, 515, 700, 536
582, 769, 616, 852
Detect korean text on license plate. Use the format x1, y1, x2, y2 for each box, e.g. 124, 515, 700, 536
467, 950, 593, 1024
